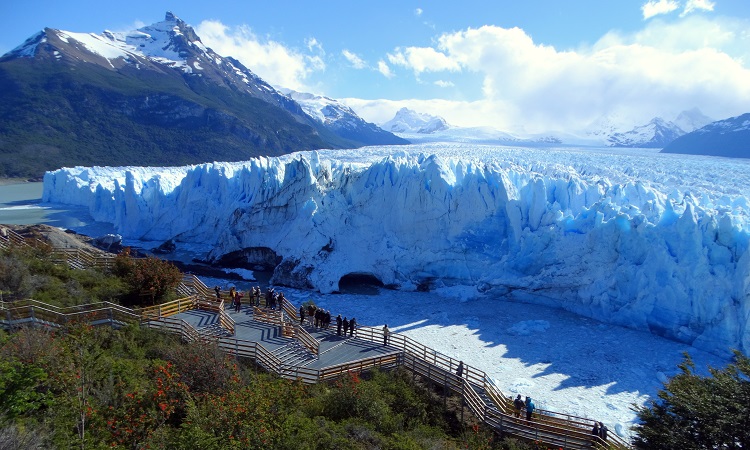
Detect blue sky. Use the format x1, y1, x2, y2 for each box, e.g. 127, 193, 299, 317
2, 0, 749, 132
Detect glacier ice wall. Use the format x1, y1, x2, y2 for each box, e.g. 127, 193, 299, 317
42, 145, 750, 356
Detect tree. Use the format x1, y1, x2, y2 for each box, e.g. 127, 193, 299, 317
632, 350, 750, 449
114, 248, 182, 305
0, 360, 53, 420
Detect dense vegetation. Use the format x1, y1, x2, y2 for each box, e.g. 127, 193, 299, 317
1, 244, 549, 449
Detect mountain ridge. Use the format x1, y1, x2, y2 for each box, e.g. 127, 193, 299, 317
0, 12, 404, 178
381, 107, 718, 149
661, 112, 750, 158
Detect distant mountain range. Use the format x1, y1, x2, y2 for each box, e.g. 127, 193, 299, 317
380, 107, 723, 150
661, 112, 750, 158
0, 12, 405, 178
281, 90, 407, 146
381, 108, 552, 145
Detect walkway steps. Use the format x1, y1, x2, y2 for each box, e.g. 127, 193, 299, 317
198, 323, 233, 339
274, 341, 317, 369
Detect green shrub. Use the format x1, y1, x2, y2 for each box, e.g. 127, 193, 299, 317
633, 351, 750, 450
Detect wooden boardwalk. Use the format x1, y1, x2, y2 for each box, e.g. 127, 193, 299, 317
176, 305, 401, 370
1, 226, 630, 450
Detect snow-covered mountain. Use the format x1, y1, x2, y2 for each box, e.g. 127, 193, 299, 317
583, 113, 629, 141
42, 144, 750, 358
673, 107, 713, 133
5, 12, 304, 117
607, 117, 686, 148
581, 110, 713, 148
281, 90, 408, 146
0, 12, 404, 178
662, 112, 750, 158
380, 108, 560, 146
379, 108, 712, 148
381, 108, 449, 134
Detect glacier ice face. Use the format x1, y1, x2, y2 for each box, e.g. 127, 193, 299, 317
42, 144, 750, 357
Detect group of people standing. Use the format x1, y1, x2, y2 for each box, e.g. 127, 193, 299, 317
335, 314, 357, 337
298, 305, 358, 338
214, 285, 286, 313
513, 394, 536, 421
592, 421, 608, 441
510, 393, 609, 442
299, 304, 332, 328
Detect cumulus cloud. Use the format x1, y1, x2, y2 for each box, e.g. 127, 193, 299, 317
642, 0, 679, 19
369, 19, 750, 133
196, 19, 323, 91
415, 8, 423, 17
387, 46, 461, 75
377, 60, 394, 78
342, 49, 367, 69
681, 0, 715, 16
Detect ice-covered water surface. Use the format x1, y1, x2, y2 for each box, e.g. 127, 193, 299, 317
42, 144, 750, 357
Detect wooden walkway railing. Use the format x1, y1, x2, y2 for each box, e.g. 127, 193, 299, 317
1, 299, 141, 329
1, 225, 631, 449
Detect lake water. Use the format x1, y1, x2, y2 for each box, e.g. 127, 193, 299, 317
0, 182, 116, 234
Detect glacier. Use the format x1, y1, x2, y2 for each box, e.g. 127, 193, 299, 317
42, 143, 750, 357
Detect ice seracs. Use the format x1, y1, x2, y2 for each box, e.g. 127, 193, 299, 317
42, 144, 750, 358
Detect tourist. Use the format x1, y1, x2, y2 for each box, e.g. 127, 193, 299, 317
383, 324, 390, 345
513, 395, 524, 418
525, 397, 536, 421
349, 317, 356, 337
343, 317, 349, 336
598, 422, 608, 441
456, 361, 464, 378
299, 305, 305, 325
336, 314, 342, 335
234, 291, 242, 313
214, 285, 221, 300
228, 287, 236, 310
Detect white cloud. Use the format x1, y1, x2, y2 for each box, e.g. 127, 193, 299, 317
306, 37, 324, 54
642, 0, 679, 19
434, 80, 454, 88
415, 8, 423, 17
600, 15, 745, 56
378, 60, 394, 78
342, 49, 367, 69
386, 51, 407, 67
196, 20, 322, 91
681, 0, 715, 16
370, 20, 750, 133
388, 46, 461, 75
